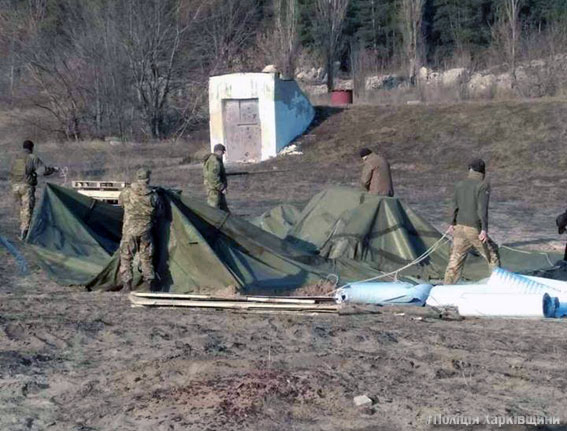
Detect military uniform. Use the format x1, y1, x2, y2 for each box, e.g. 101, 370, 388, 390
10, 148, 56, 238
118, 169, 160, 290
444, 170, 500, 284
203, 153, 229, 211
361, 152, 394, 197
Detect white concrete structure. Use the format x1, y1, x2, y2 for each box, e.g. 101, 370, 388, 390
209, 72, 315, 163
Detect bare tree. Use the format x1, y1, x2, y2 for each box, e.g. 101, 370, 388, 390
492, 0, 523, 76
313, 0, 350, 92
399, 0, 424, 83
274, 0, 300, 77
121, 0, 208, 138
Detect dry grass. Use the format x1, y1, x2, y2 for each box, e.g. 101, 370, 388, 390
2, 98, 567, 249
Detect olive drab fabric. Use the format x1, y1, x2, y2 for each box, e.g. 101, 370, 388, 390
444, 225, 501, 284
118, 181, 161, 284
25, 184, 383, 293
254, 187, 559, 281
203, 153, 229, 211
360, 152, 394, 197
25, 185, 561, 290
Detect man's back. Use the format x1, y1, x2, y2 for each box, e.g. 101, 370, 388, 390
203, 153, 226, 191
361, 152, 394, 197
452, 171, 489, 231
119, 182, 158, 234
10, 150, 44, 186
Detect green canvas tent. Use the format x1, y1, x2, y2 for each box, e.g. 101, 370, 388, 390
26, 184, 381, 294
254, 187, 560, 281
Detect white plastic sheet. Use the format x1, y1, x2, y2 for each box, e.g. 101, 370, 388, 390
456, 293, 557, 318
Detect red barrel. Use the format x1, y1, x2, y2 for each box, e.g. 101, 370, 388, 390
331, 89, 353, 105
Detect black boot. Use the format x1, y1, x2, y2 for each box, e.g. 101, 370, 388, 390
20, 229, 28, 241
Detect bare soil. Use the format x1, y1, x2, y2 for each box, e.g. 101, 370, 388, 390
2, 100, 567, 430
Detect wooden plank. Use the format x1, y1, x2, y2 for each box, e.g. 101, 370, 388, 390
131, 292, 326, 305
131, 292, 213, 300
129, 297, 339, 312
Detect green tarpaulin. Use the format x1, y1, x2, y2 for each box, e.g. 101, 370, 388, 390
253, 187, 561, 281
27, 184, 381, 294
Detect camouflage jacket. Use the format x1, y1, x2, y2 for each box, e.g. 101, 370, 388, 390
203, 153, 227, 193
119, 181, 160, 236
10, 149, 56, 186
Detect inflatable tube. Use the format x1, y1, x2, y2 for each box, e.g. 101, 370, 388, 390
487, 268, 561, 294
456, 293, 557, 317
336, 282, 433, 305
426, 268, 563, 307
524, 276, 567, 294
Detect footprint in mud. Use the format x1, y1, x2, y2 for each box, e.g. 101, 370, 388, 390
3, 323, 26, 340
203, 336, 230, 356
0, 351, 32, 374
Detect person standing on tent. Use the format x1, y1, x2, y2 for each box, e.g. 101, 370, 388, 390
118, 168, 161, 291
10, 140, 58, 240
203, 143, 229, 212
359, 147, 394, 197
444, 158, 500, 284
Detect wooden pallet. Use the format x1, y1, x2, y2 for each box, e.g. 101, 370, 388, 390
129, 292, 339, 313
72, 180, 128, 190
72, 180, 128, 204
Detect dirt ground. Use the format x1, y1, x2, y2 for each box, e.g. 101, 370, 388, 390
2, 100, 567, 430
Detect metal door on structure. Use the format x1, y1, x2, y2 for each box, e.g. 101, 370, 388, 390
222, 98, 262, 163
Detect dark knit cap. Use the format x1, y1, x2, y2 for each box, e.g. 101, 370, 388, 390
359, 148, 372, 158
214, 143, 226, 152
23, 140, 34, 150
469, 158, 486, 174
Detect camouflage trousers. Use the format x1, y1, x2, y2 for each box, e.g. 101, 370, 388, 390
444, 225, 501, 285
207, 190, 229, 212
119, 230, 155, 284
12, 183, 36, 233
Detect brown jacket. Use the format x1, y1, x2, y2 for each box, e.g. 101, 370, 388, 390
360, 152, 394, 197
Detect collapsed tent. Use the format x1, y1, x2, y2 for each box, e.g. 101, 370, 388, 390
26, 184, 382, 294
253, 187, 561, 281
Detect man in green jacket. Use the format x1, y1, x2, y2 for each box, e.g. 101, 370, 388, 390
10, 140, 58, 240
444, 158, 500, 284
203, 143, 229, 212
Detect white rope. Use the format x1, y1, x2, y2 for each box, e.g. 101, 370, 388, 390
500, 245, 555, 268
331, 230, 451, 293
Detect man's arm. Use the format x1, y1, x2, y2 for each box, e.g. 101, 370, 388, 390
32, 155, 57, 176
449, 186, 459, 226
477, 182, 490, 233
360, 162, 372, 190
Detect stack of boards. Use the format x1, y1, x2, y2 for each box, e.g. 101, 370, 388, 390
129, 292, 339, 314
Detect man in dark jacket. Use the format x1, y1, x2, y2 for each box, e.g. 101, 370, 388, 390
10, 140, 58, 240
444, 158, 500, 284
359, 147, 394, 197
203, 143, 229, 212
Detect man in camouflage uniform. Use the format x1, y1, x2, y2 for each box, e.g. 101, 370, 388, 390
203, 143, 229, 212
10, 140, 58, 240
118, 168, 160, 291
444, 158, 500, 284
